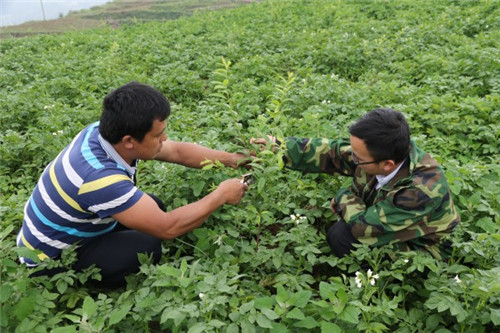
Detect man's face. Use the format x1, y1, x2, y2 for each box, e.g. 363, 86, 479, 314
349, 135, 387, 176
133, 119, 167, 160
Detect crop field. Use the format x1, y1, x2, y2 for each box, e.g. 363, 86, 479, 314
0, 0, 262, 38
0, 0, 499, 332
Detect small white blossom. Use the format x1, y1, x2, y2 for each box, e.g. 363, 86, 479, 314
213, 235, 223, 246
367, 269, 373, 278
354, 271, 362, 288
454, 275, 462, 284
290, 214, 297, 221
199, 293, 205, 299
404, 259, 409, 263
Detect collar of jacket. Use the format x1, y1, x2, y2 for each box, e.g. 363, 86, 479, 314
379, 140, 421, 191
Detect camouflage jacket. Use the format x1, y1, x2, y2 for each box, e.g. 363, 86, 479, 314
282, 137, 460, 259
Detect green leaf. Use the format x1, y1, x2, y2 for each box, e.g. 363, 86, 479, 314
290, 290, 312, 308
254, 296, 274, 310
293, 317, 318, 329
208, 319, 226, 328
476, 217, 497, 233
82, 296, 97, 319
192, 181, 205, 196
319, 282, 336, 300
262, 308, 280, 320
321, 321, 342, 333
188, 322, 208, 333
0, 307, 9, 328
256, 313, 274, 328
286, 308, 305, 320
0, 284, 13, 303
491, 308, 500, 326
14, 296, 36, 321
108, 304, 132, 326
276, 285, 289, 308
257, 177, 266, 194
158, 266, 180, 277
338, 305, 360, 324
51, 326, 78, 333
161, 309, 186, 326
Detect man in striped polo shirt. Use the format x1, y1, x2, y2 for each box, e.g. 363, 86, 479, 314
18, 82, 249, 287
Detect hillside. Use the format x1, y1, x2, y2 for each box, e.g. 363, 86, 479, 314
0, 0, 499, 332
0, 0, 260, 38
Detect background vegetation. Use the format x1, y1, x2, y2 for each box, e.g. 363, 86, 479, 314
0, 0, 262, 38
1, 0, 499, 332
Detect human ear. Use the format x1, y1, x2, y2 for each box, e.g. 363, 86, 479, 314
382, 160, 396, 172
122, 135, 134, 150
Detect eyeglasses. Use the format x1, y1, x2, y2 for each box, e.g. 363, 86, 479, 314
351, 151, 380, 166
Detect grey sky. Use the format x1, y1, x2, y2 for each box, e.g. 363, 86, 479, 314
0, 0, 109, 27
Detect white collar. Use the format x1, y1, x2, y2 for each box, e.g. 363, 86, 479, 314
375, 158, 406, 190
98, 134, 137, 178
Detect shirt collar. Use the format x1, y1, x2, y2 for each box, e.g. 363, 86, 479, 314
98, 133, 137, 178
375, 158, 406, 190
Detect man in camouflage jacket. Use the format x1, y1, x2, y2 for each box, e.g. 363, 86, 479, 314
256, 109, 460, 260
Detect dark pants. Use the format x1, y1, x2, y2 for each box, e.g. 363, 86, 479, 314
31, 194, 165, 288
326, 221, 360, 258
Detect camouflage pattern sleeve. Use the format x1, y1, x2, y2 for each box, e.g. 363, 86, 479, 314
283, 137, 355, 176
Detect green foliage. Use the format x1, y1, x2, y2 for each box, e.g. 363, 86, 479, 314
1, 0, 499, 332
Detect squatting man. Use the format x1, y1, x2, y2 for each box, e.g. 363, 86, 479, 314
17, 81, 249, 287
251, 108, 459, 260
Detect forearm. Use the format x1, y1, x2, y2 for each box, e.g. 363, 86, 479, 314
157, 141, 241, 168
159, 188, 226, 239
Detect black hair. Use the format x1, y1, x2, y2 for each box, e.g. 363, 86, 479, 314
349, 108, 410, 163
99, 82, 170, 144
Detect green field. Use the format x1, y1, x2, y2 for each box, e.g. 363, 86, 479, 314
0, 0, 499, 332
0, 0, 261, 38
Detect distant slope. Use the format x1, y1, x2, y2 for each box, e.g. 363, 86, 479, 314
0, 0, 261, 38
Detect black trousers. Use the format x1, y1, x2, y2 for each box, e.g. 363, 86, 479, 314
326, 220, 360, 258
31, 194, 165, 288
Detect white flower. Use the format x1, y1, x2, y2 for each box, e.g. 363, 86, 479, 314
354, 271, 362, 288
290, 214, 297, 221
199, 293, 205, 299
404, 259, 409, 263
213, 235, 223, 246
367, 269, 373, 278
454, 275, 462, 284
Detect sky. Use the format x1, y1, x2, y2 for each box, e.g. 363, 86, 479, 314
0, 0, 110, 27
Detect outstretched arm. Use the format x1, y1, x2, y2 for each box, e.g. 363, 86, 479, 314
155, 140, 248, 169
113, 178, 248, 239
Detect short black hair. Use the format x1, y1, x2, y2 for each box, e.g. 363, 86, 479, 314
99, 82, 170, 144
349, 108, 410, 163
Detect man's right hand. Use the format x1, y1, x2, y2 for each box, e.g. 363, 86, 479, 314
216, 178, 249, 205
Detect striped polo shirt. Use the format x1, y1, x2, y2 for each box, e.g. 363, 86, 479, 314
17, 122, 144, 266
